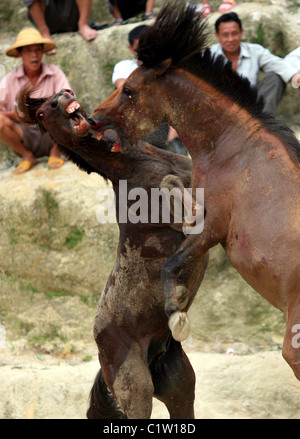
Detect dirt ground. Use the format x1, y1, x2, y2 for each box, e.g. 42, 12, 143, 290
1, 335, 300, 419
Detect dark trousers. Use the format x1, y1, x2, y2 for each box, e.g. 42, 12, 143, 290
109, 0, 147, 20
26, 0, 79, 34
257, 72, 286, 116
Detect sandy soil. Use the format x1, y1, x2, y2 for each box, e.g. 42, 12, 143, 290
1, 339, 300, 419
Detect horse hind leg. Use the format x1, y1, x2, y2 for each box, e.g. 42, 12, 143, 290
86, 369, 127, 419
110, 346, 155, 419
282, 294, 300, 381
151, 337, 195, 419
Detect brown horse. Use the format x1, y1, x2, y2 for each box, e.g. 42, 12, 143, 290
17, 87, 208, 418
87, 1, 300, 381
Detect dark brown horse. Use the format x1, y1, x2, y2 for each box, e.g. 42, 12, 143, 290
17, 87, 208, 418
87, 1, 300, 381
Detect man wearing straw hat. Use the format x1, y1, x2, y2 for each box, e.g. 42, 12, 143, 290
0, 28, 71, 174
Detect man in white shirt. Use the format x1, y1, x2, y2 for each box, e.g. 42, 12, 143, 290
112, 25, 145, 89
112, 25, 188, 155
210, 12, 299, 115
285, 47, 300, 88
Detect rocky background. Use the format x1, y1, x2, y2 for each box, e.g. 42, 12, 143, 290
0, 0, 300, 419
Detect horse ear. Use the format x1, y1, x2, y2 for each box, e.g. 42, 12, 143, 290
153, 58, 172, 77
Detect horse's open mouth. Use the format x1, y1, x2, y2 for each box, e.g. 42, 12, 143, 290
63, 99, 125, 152
65, 100, 90, 135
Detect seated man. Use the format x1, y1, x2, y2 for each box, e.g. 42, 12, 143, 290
112, 24, 145, 88
0, 28, 71, 174
211, 12, 299, 115
285, 47, 300, 88
109, 0, 155, 25
23, 0, 97, 53
112, 25, 188, 155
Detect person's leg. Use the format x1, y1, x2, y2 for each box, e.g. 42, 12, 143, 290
201, 0, 212, 16
0, 116, 37, 173
111, 0, 145, 21
218, 0, 236, 13
257, 72, 286, 116
22, 125, 64, 169
48, 143, 64, 168
26, 0, 56, 54
144, 0, 155, 19
75, 0, 98, 40
111, 5, 123, 25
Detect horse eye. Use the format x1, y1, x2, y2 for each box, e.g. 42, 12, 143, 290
122, 87, 132, 99
36, 111, 44, 121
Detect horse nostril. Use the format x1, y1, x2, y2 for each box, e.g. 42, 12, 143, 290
59, 89, 74, 99
87, 116, 97, 127
64, 89, 74, 96
50, 99, 58, 109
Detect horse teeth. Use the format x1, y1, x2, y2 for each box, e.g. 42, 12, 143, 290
66, 101, 80, 114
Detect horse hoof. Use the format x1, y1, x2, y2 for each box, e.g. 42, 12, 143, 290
175, 285, 189, 309
168, 311, 190, 342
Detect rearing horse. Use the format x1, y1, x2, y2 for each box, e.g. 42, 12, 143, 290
88, 1, 300, 381
17, 87, 208, 419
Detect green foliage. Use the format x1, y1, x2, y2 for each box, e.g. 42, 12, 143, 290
42, 189, 59, 219
64, 227, 85, 249
8, 227, 19, 245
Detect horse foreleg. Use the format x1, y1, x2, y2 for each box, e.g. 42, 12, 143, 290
282, 294, 300, 381
159, 175, 204, 235
152, 338, 195, 419
162, 231, 214, 341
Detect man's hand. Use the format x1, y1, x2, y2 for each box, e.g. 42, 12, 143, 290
291, 72, 300, 89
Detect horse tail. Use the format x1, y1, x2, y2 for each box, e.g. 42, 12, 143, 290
86, 369, 127, 419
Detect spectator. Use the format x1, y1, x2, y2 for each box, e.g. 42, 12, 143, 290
23, 0, 98, 54
109, 0, 155, 25
285, 47, 300, 88
210, 12, 299, 115
112, 25, 146, 88
201, 0, 236, 16
0, 28, 71, 174
112, 25, 187, 155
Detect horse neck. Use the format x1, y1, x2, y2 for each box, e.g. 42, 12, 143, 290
165, 71, 260, 162
85, 148, 130, 183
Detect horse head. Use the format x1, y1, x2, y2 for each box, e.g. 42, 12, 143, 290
16, 87, 127, 178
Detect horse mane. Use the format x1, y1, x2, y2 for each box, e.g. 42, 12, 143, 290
137, 0, 300, 164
